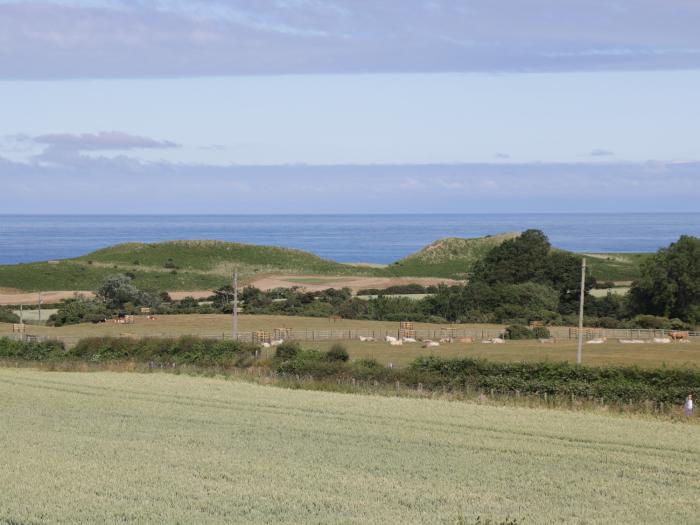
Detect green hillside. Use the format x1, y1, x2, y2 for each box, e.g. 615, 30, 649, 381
387, 233, 519, 279
0, 236, 648, 292
0, 240, 384, 292
581, 252, 650, 282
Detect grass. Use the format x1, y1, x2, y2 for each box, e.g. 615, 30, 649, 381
0, 369, 699, 524
583, 252, 650, 282
0, 240, 385, 292
0, 236, 649, 292
2, 314, 699, 369
387, 233, 518, 279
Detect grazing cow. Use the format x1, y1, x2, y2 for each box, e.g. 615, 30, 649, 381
359, 336, 376, 342
389, 339, 403, 346
270, 339, 284, 346
422, 340, 440, 348
402, 337, 417, 343
491, 337, 505, 344
669, 331, 690, 341
586, 337, 607, 345
439, 337, 453, 344
385, 335, 398, 343
261, 342, 271, 348
653, 337, 672, 344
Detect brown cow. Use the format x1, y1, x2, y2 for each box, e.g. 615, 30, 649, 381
669, 331, 690, 341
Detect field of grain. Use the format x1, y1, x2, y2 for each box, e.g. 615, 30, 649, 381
0, 369, 698, 524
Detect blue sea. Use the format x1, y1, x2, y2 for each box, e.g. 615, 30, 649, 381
0, 214, 698, 265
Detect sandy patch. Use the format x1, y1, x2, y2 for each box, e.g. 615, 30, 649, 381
0, 291, 95, 306
247, 274, 462, 293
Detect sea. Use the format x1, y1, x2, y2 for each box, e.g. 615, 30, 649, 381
0, 214, 698, 266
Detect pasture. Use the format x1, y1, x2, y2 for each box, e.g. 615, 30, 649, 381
1, 314, 699, 369
0, 369, 698, 524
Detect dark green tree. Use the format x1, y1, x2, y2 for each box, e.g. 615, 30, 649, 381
629, 235, 700, 323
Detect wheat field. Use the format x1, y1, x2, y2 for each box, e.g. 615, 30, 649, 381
1, 368, 699, 524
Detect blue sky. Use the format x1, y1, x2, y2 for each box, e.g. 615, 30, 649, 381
1, 0, 700, 213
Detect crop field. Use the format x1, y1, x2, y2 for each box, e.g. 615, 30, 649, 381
0, 369, 699, 524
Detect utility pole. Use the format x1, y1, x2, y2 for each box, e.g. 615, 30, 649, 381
38, 292, 42, 322
20, 304, 23, 325
232, 271, 238, 341
576, 258, 586, 365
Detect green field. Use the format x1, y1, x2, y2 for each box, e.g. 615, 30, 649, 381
2, 314, 699, 369
0, 236, 647, 292
0, 369, 698, 524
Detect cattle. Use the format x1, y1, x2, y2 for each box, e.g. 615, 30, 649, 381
261, 342, 271, 348
439, 337, 453, 344
384, 335, 398, 343
586, 337, 607, 344
359, 336, 376, 342
669, 331, 690, 341
402, 337, 417, 343
422, 340, 440, 348
270, 339, 284, 347
389, 339, 403, 346
653, 337, 672, 344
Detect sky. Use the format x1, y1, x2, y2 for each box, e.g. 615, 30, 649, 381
1, 0, 700, 213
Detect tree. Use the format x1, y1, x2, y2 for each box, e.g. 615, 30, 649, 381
95, 274, 157, 309
471, 229, 551, 285
629, 235, 700, 324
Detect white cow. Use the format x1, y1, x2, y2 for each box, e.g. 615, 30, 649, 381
653, 337, 672, 344
389, 339, 403, 346
491, 337, 505, 344
385, 335, 398, 343
586, 337, 607, 345
422, 340, 440, 348
359, 336, 376, 342
402, 337, 417, 343
270, 339, 284, 347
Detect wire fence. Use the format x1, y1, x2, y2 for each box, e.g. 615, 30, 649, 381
4, 327, 699, 347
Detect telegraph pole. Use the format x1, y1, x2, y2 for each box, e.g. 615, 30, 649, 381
576, 258, 586, 365
38, 292, 42, 322
232, 271, 238, 341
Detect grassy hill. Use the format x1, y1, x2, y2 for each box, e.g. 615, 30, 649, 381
0, 240, 385, 292
387, 233, 519, 279
0, 236, 648, 292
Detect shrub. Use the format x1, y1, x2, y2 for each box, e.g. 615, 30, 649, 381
326, 344, 349, 362
531, 326, 551, 339
0, 307, 20, 324
505, 325, 534, 340
274, 341, 301, 361
0, 338, 65, 360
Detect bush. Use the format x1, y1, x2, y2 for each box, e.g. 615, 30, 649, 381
70, 336, 258, 366
0, 338, 65, 360
531, 326, 551, 339
0, 307, 20, 324
48, 298, 108, 327
505, 325, 535, 340
274, 341, 301, 361
326, 343, 349, 362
